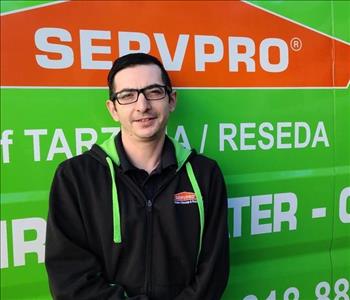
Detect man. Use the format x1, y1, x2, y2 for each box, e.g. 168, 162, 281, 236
45, 53, 229, 300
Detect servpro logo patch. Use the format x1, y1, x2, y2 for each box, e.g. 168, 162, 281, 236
174, 192, 197, 204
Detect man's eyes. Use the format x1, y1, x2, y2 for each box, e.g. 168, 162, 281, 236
147, 88, 162, 94
119, 91, 135, 99
116, 86, 165, 101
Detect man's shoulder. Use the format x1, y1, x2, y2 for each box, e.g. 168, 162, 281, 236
188, 153, 227, 203
188, 153, 225, 185
189, 153, 219, 171
55, 146, 105, 177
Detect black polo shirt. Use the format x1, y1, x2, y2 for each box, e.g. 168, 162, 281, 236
115, 133, 177, 200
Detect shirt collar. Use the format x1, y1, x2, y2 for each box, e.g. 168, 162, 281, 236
115, 132, 177, 173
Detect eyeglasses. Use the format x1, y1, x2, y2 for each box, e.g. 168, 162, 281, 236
111, 84, 171, 105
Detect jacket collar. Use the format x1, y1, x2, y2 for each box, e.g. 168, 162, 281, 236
115, 133, 177, 173
98, 132, 192, 172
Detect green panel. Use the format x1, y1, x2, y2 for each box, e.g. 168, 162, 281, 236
0, 0, 55, 14
1, 88, 115, 300
332, 87, 350, 293
1, 88, 114, 194
1, 87, 349, 299
249, 0, 350, 43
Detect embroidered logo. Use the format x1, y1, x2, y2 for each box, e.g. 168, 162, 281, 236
174, 192, 197, 204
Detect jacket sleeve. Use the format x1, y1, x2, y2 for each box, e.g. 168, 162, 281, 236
45, 163, 149, 300
175, 162, 230, 300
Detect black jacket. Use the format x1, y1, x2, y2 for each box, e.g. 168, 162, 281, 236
45, 135, 229, 300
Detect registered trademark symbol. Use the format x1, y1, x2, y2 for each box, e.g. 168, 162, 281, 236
290, 37, 302, 51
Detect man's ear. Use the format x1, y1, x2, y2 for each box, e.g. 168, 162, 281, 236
106, 100, 120, 122
169, 90, 177, 112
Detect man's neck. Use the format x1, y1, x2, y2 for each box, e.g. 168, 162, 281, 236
121, 133, 165, 174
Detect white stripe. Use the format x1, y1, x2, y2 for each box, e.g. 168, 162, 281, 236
312, 208, 327, 218
1, 82, 349, 90
199, 124, 208, 154
243, 1, 350, 46
175, 83, 350, 90
331, 1, 336, 89
0, 86, 107, 89
1, 1, 67, 16
2, 0, 348, 46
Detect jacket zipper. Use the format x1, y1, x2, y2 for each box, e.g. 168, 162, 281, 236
116, 173, 151, 295
144, 170, 185, 296
116, 164, 190, 297
144, 167, 191, 296
116, 173, 155, 296
145, 199, 153, 296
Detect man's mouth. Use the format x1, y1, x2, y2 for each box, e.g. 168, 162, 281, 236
135, 117, 156, 123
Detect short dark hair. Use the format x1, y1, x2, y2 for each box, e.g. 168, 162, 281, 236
107, 53, 172, 100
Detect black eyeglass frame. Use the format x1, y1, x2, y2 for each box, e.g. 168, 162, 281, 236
111, 84, 172, 105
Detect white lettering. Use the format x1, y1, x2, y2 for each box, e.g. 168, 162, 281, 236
47, 129, 73, 161
75, 128, 98, 155
80, 30, 112, 70
339, 187, 350, 223
295, 122, 311, 148
228, 192, 299, 238
251, 195, 273, 235
273, 193, 297, 232
154, 33, 189, 71
228, 197, 250, 237
219, 123, 238, 151
35, 27, 73, 69
260, 38, 288, 72
228, 37, 255, 72
174, 125, 191, 149
195, 35, 224, 71
311, 121, 330, 147
0, 221, 8, 268
258, 122, 274, 150
0, 130, 13, 163
277, 122, 292, 149
101, 127, 120, 136
12, 218, 46, 267
118, 31, 150, 56
33, 29, 292, 73
240, 123, 256, 150
24, 129, 48, 161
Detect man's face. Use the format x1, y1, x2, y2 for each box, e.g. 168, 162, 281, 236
106, 64, 176, 143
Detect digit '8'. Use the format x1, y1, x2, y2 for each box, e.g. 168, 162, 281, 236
315, 278, 349, 300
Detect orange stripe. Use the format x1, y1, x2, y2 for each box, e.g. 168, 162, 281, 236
1, 1, 349, 87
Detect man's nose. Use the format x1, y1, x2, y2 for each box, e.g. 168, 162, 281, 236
135, 92, 151, 112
